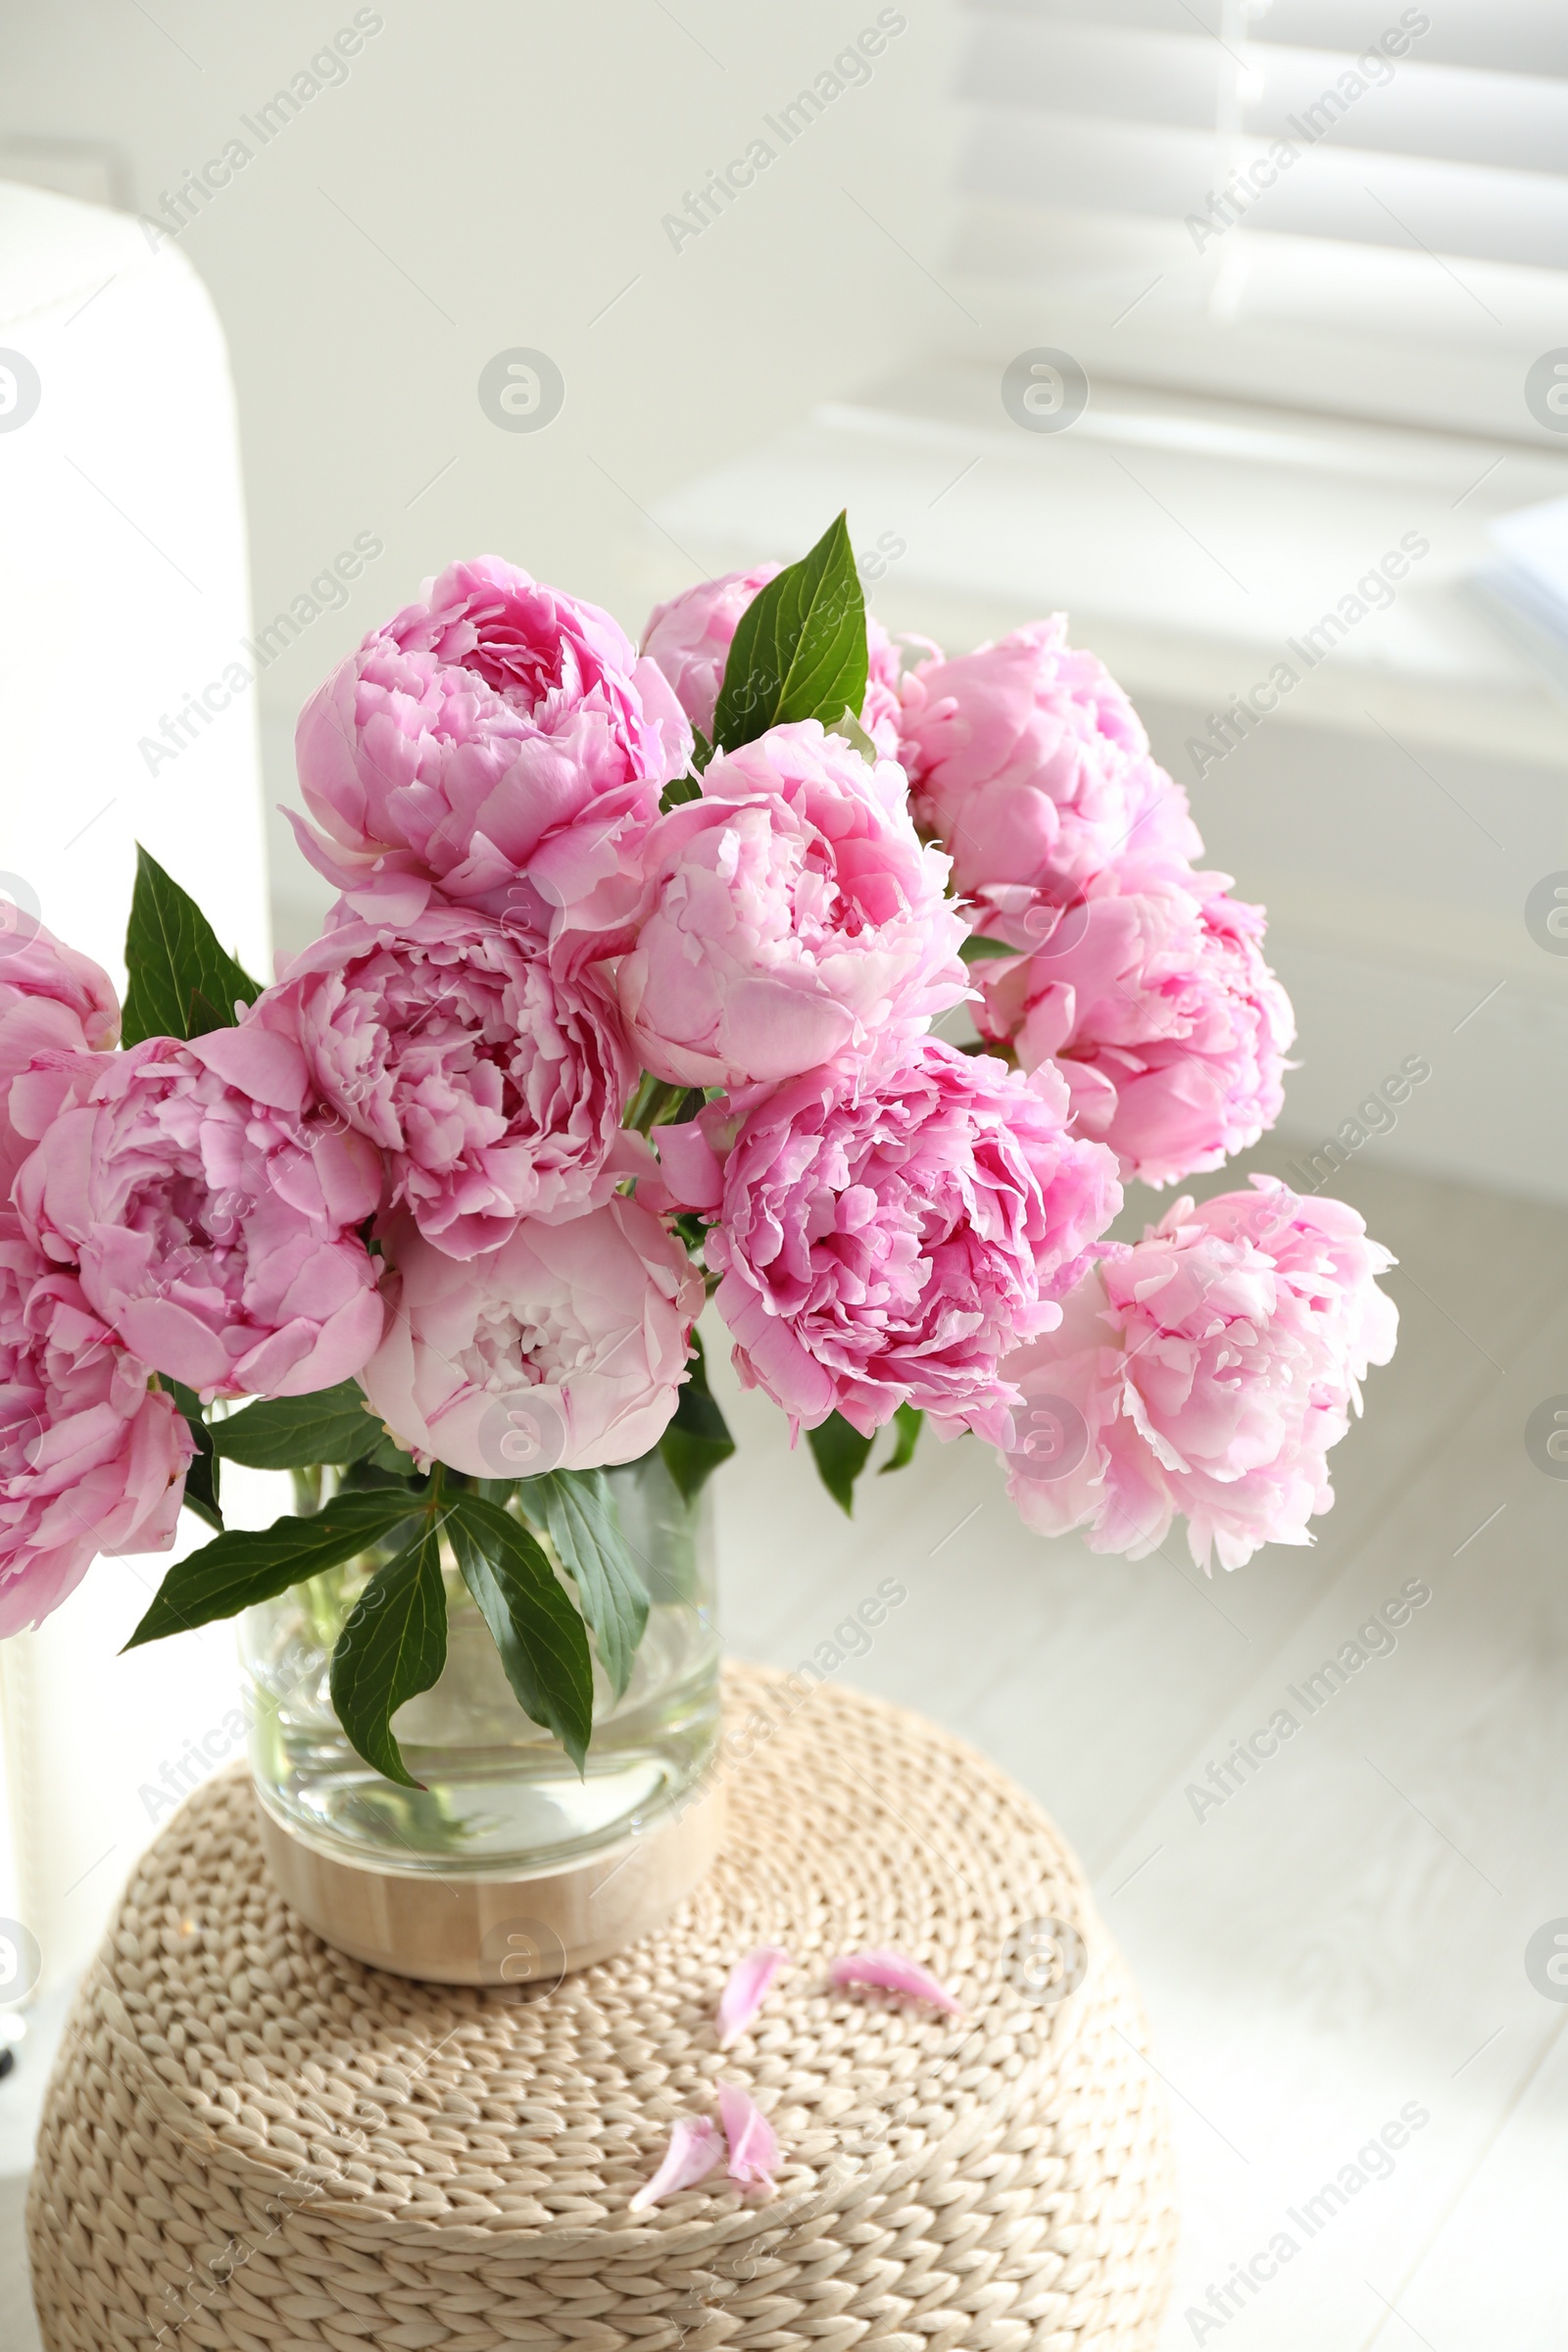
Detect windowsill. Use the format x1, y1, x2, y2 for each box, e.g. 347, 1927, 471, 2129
652, 361, 1568, 767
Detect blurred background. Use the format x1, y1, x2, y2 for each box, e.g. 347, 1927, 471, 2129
1, 4, 1566, 2344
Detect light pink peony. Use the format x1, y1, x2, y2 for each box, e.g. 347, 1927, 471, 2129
0, 924, 120, 1199
0, 1212, 190, 1636
861, 621, 912, 763
291, 556, 692, 936
361, 1199, 704, 1478
560, 721, 968, 1090
668, 1039, 1121, 1443
14, 1030, 383, 1401
262, 894, 636, 1258
897, 619, 1202, 898
974, 864, 1296, 1188
641, 564, 908, 756
641, 565, 778, 743
998, 1177, 1397, 1571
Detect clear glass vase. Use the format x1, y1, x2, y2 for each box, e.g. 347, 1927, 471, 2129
240, 1450, 721, 1909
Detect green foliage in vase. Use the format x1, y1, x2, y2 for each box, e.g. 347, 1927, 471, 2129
130, 1360, 704, 1782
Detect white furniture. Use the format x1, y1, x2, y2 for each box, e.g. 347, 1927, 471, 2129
0, 181, 270, 2001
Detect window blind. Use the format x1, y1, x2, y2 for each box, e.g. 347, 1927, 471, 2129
958, 0, 1568, 266
954, 0, 1568, 433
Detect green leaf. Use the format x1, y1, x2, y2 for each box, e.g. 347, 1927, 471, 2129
525, 1470, 649, 1698
122, 846, 262, 1046
807, 1411, 875, 1517
366, 1431, 419, 1476
165, 1378, 221, 1534
329, 1515, 449, 1788
123, 1489, 418, 1649
210, 1380, 382, 1471
959, 932, 1017, 962
711, 513, 868, 753
338, 1454, 427, 1496
659, 1332, 736, 1503
691, 724, 715, 774
879, 1402, 924, 1476
449, 1495, 594, 1772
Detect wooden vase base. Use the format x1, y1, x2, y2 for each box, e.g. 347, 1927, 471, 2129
254, 1780, 724, 1984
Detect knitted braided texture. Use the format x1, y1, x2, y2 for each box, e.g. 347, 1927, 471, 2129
27, 1664, 1176, 2351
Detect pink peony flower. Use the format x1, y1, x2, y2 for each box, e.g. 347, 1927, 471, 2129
0, 924, 120, 1199
998, 1177, 1397, 1570
262, 894, 636, 1258
291, 556, 693, 936
670, 1038, 1121, 1443
861, 620, 914, 763
641, 564, 909, 755
641, 565, 778, 742
896, 619, 1202, 898
0, 1213, 190, 1636
974, 864, 1296, 1188
14, 1030, 383, 1402
360, 1198, 704, 1478
560, 721, 968, 1090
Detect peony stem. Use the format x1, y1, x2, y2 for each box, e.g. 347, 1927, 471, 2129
625, 1076, 699, 1136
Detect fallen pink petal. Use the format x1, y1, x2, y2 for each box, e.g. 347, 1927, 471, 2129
830, 1948, 963, 2016
629, 2115, 725, 2211
716, 1944, 792, 2048
717, 2081, 779, 2192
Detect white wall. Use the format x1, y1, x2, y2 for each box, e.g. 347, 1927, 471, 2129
4, 0, 959, 970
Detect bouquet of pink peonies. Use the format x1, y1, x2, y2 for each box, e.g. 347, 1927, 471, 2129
0, 516, 1396, 1781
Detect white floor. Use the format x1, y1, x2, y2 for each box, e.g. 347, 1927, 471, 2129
5, 1148, 1566, 2348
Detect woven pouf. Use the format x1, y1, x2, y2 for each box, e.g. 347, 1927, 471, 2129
27, 1664, 1177, 2352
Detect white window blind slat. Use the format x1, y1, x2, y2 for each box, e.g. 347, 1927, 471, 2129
958, 21, 1568, 177
955, 0, 1568, 434
970, 0, 1568, 82
962, 111, 1568, 272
